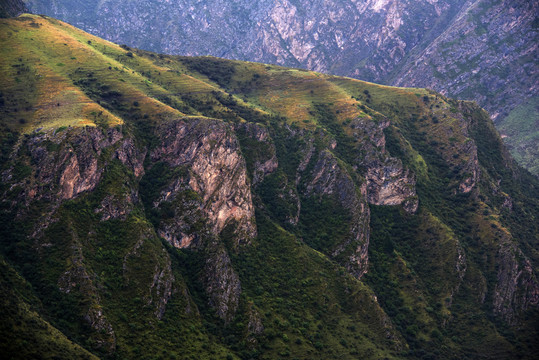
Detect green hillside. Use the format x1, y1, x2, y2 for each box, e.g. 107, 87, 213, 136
497, 98, 539, 176
1, 14, 538, 360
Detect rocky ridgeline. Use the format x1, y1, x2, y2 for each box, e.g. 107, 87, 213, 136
1, 112, 419, 326
2, 89, 537, 358
24, 0, 539, 175
4, 104, 536, 335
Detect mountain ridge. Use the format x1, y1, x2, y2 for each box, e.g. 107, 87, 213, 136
22, 0, 539, 176
0, 14, 538, 359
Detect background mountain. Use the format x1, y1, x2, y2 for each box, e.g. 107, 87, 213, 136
21, 0, 539, 176
0, 0, 27, 18
1, 14, 538, 359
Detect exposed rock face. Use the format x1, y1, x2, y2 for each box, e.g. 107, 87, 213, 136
151, 118, 256, 246
7, 127, 144, 207
153, 177, 203, 250
262, 117, 418, 280
393, 0, 538, 124
122, 229, 175, 320
352, 117, 419, 213
493, 238, 539, 325
26, 129, 104, 203
456, 139, 480, 194
95, 190, 139, 221
147, 117, 256, 322
114, 136, 146, 178
366, 158, 418, 213
1, 15, 537, 356
0, 127, 147, 249
296, 136, 315, 182
1, 126, 176, 348
246, 302, 264, 336
9, 118, 253, 327
246, 115, 420, 280
390, 0, 539, 176
202, 241, 242, 323
25, 0, 464, 83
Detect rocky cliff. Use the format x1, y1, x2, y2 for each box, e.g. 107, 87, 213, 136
23, 0, 539, 175
1, 15, 538, 359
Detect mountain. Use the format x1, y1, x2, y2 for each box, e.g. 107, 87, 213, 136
0, 0, 27, 18
1, 14, 538, 359
21, 0, 539, 176
391, 0, 539, 176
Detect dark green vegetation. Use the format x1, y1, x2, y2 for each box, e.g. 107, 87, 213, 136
0, 15, 538, 360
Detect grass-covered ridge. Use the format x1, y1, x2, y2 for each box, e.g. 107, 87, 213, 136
0, 14, 538, 360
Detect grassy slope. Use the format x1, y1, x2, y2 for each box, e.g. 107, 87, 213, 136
0, 257, 99, 360
497, 97, 539, 176
0, 15, 402, 359
0, 14, 537, 360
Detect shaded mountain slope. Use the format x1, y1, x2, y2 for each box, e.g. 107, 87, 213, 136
0, 0, 27, 18
0, 15, 538, 359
